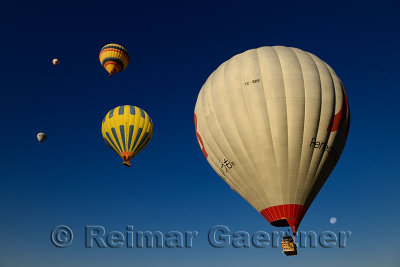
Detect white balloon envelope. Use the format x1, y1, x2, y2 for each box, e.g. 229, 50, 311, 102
194, 46, 350, 235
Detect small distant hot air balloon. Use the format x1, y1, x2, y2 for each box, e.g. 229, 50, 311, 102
37, 132, 47, 143
101, 105, 153, 167
99, 44, 129, 77
52, 59, 60, 66
194, 46, 350, 240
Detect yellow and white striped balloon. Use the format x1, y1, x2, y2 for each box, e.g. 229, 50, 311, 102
194, 46, 350, 235
102, 105, 153, 167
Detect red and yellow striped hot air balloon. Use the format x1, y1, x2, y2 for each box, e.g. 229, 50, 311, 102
99, 43, 129, 77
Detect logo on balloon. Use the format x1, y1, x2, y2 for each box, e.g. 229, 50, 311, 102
309, 138, 339, 158
220, 159, 235, 175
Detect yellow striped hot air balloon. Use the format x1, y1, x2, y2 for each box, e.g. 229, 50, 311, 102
99, 43, 130, 77
102, 105, 153, 167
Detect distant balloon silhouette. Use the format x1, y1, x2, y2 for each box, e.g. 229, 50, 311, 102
194, 46, 350, 236
37, 132, 47, 143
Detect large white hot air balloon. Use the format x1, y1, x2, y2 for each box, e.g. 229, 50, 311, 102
194, 46, 350, 236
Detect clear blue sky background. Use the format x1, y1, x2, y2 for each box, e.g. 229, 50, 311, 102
1, 0, 399, 266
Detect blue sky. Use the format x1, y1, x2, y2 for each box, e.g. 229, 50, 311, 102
1, 0, 399, 266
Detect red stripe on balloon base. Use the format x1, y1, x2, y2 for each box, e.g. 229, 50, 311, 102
260, 204, 308, 236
